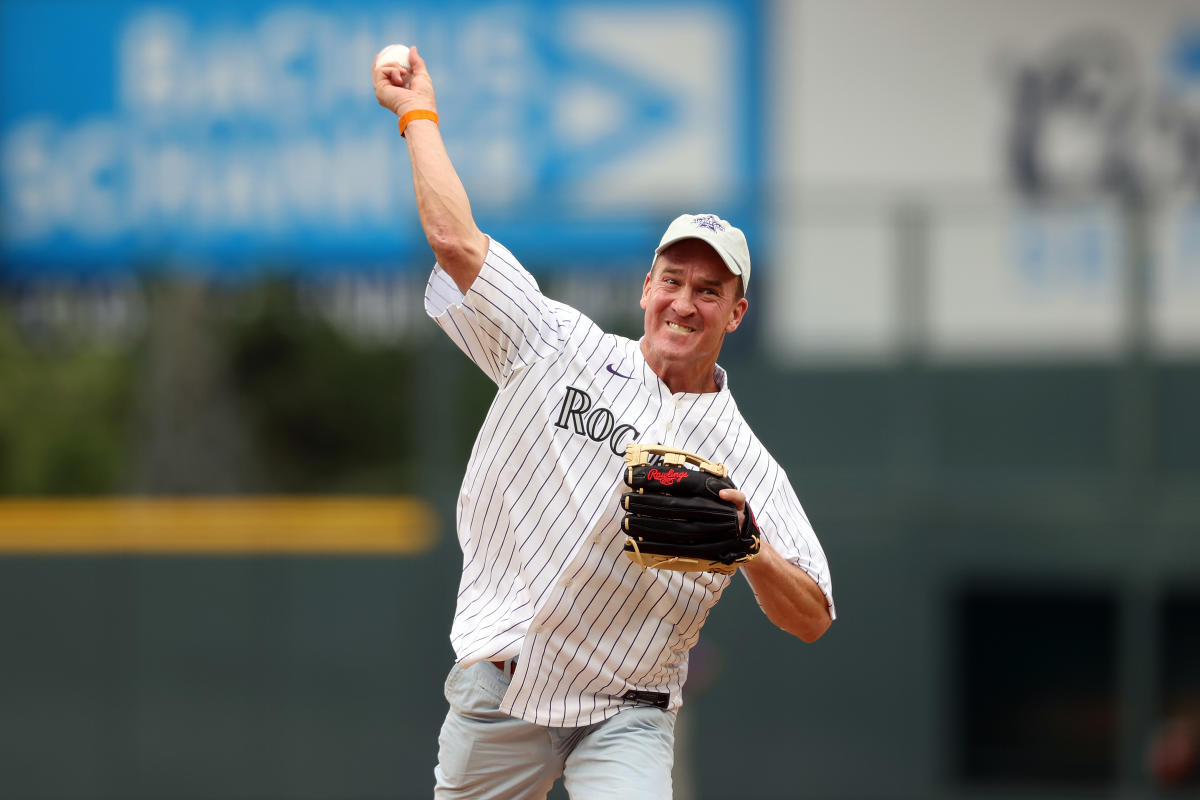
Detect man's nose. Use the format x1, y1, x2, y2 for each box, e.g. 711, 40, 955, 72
671, 292, 696, 315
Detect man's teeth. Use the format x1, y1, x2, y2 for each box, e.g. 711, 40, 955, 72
667, 322, 693, 333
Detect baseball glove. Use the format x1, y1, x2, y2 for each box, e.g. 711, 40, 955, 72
620, 443, 761, 575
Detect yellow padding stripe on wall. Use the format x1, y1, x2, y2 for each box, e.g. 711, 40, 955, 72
0, 497, 437, 555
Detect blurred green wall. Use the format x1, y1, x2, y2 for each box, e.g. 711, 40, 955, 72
2, 330, 1197, 798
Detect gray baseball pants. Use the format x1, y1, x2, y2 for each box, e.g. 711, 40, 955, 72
434, 660, 676, 799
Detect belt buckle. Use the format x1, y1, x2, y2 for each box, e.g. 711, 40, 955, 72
622, 689, 670, 709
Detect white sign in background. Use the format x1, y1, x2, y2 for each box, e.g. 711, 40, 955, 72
767, 0, 1200, 362
1153, 198, 1200, 356
929, 204, 1127, 362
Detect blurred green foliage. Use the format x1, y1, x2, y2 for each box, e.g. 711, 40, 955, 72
0, 277, 501, 501
0, 311, 135, 495
224, 280, 422, 494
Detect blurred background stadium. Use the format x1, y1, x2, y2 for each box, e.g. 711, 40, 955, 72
2, 0, 1199, 797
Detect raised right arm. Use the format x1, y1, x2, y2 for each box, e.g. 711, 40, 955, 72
373, 46, 489, 294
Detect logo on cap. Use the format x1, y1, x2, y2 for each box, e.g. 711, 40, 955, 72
692, 214, 726, 233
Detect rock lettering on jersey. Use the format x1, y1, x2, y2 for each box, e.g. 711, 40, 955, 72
554, 386, 641, 456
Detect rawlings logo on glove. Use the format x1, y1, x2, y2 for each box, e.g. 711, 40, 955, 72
620, 443, 761, 575
645, 468, 689, 486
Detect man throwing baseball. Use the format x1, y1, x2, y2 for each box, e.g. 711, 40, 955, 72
374, 46, 835, 798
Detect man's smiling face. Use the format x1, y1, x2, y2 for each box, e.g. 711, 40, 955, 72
639, 239, 747, 392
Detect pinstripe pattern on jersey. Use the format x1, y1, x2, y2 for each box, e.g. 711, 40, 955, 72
425, 238, 834, 727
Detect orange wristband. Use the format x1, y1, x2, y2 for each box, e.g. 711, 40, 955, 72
398, 109, 438, 137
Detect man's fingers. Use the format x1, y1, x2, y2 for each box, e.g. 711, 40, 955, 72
718, 488, 748, 532
371, 45, 434, 116
380, 65, 406, 87
718, 488, 746, 510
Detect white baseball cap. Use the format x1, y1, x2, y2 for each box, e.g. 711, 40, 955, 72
654, 213, 751, 293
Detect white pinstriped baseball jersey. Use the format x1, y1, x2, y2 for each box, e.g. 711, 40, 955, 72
425, 237, 835, 728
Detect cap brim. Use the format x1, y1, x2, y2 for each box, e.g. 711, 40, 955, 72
655, 234, 746, 283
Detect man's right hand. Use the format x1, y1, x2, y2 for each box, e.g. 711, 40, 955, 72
373, 45, 437, 119
374, 43, 487, 291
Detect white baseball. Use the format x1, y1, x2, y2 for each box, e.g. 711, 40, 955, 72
375, 44, 411, 71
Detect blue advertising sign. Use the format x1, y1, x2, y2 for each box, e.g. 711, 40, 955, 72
1, 0, 764, 277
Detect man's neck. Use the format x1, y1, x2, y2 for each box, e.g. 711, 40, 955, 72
641, 343, 720, 395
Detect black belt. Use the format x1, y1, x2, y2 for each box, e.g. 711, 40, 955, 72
622, 689, 670, 710
489, 659, 668, 709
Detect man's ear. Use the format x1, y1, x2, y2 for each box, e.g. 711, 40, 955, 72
640, 271, 653, 310
725, 297, 749, 333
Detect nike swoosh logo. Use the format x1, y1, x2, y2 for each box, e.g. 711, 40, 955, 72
606, 364, 633, 379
